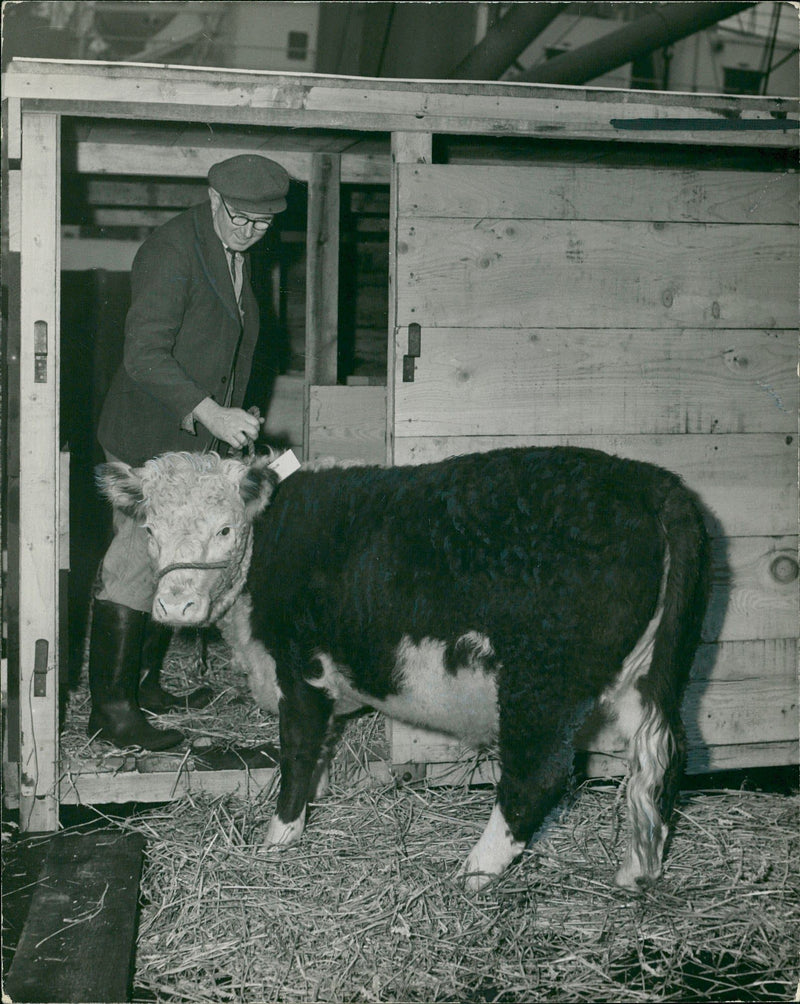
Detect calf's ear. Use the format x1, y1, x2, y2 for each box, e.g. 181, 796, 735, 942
238, 455, 279, 518
95, 462, 145, 517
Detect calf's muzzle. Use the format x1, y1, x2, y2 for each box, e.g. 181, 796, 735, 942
152, 559, 228, 626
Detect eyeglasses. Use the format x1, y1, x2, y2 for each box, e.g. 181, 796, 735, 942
220, 198, 273, 231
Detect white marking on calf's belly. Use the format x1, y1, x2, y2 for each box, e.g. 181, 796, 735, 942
310, 633, 500, 749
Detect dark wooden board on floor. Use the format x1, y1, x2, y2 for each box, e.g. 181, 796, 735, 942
4, 830, 145, 1004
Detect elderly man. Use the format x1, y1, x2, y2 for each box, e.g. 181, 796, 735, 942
91, 154, 290, 750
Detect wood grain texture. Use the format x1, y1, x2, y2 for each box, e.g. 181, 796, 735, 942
305, 154, 340, 387
6, 61, 797, 147
393, 327, 796, 436
704, 536, 798, 643
5, 832, 144, 1004
396, 219, 797, 329
399, 164, 799, 225
18, 112, 61, 832
70, 141, 390, 184
308, 385, 387, 464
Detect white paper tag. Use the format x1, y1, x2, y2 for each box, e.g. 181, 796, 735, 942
268, 449, 301, 482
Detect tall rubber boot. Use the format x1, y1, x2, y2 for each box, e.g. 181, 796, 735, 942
139, 619, 214, 714
87, 599, 183, 751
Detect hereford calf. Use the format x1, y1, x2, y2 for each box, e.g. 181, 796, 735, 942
98, 446, 709, 891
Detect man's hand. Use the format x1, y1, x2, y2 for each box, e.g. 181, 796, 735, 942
193, 398, 261, 449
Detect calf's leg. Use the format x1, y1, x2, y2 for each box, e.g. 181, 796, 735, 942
462, 662, 594, 891
264, 681, 334, 847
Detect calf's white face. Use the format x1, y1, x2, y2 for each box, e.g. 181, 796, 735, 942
97, 453, 276, 626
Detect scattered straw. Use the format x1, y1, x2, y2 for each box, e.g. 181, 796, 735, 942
123, 764, 797, 1001
61, 632, 799, 1001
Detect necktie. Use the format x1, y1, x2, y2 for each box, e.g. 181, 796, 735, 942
226, 248, 243, 316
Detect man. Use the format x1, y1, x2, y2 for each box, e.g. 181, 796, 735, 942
91, 154, 290, 750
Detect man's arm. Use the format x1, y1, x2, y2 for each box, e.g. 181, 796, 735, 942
123, 236, 208, 422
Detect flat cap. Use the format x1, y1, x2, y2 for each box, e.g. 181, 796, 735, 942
208, 154, 289, 214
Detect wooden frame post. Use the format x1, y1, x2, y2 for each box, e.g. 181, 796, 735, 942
304, 153, 340, 458
386, 131, 432, 769
18, 112, 61, 831
387, 131, 432, 465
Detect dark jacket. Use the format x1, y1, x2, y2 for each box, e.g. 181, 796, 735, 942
97, 202, 260, 466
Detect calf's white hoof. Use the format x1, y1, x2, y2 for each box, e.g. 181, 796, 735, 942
263, 809, 306, 848
460, 803, 525, 891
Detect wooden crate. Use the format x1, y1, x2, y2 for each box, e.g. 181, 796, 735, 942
2, 61, 797, 829
389, 160, 798, 776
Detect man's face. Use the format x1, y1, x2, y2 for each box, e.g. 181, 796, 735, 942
209, 188, 274, 251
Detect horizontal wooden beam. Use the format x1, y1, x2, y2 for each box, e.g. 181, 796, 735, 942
392, 328, 798, 438
56, 763, 279, 805
399, 163, 799, 225
62, 236, 139, 271
395, 220, 797, 329
6, 59, 798, 148
418, 741, 799, 782
66, 141, 390, 184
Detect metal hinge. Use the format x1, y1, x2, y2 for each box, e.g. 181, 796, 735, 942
33, 639, 48, 697
402, 322, 421, 382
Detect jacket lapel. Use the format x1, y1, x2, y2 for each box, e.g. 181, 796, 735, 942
193, 203, 241, 324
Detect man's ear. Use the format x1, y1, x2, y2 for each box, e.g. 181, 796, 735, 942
96, 461, 145, 518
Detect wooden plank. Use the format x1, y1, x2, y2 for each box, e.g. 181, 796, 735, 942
61, 236, 139, 272
6, 94, 22, 159
404, 740, 799, 783
58, 452, 69, 570
6, 61, 797, 147
91, 208, 178, 227
388, 131, 433, 465
393, 433, 797, 540
5, 831, 144, 1004
704, 536, 798, 643
399, 164, 799, 225
390, 638, 798, 771
18, 112, 61, 832
307, 386, 386, 464
393, 327, 797, 437
396, 219, 797, 329
7, 168, 21, 252
305, 153, 340, 386
70, 140, 390, 185
586, 741, 799, 777
262, 372, 304, 451
83, 178, 205, 207
57, 764, 278, 806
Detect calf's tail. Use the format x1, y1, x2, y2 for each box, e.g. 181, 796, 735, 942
615, 474, 711, 888
641, 477, 711, 815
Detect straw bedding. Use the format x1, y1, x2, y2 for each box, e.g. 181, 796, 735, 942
62, 635, 798, 1002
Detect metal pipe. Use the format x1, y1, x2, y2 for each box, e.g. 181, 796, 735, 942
449, 3, 569, 80
518, 2, 756, 86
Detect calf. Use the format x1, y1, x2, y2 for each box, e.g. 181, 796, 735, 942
98, 446, 709, 890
